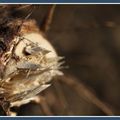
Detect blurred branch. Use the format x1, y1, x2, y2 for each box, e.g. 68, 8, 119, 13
40, 96, 53, 115
40, 5, 56, 33
53, 80, 74, 115
59, 74, 114, 115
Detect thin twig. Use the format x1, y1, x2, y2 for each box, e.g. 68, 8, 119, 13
59, 74, 114, 115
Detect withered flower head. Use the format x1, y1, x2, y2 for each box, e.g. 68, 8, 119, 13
0, 12, 63, 115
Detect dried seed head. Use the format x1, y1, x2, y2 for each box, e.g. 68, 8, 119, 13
0, 18, 64, 113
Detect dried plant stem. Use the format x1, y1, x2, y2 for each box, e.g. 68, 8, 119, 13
53, 80, 74, 115
41, 5, 56, 32
40, 96, 53, 115
60, 74, 114, 115
15, 5, 32, 10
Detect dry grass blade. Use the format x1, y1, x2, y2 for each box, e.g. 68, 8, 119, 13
59, 74, 114, 115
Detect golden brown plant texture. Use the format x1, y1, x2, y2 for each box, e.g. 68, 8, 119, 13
0, 5, 116, 116
0, 5, 63, 115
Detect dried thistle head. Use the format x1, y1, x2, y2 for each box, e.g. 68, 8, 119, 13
0, 6, 63, 116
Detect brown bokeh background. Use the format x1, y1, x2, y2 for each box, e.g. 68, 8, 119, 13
1, 5, 120, 116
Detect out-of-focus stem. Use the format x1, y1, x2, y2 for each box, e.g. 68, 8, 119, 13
60, 74, 114, 115
41, 5, 56, 33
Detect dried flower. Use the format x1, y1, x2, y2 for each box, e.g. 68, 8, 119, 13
0, 16, 63, 115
